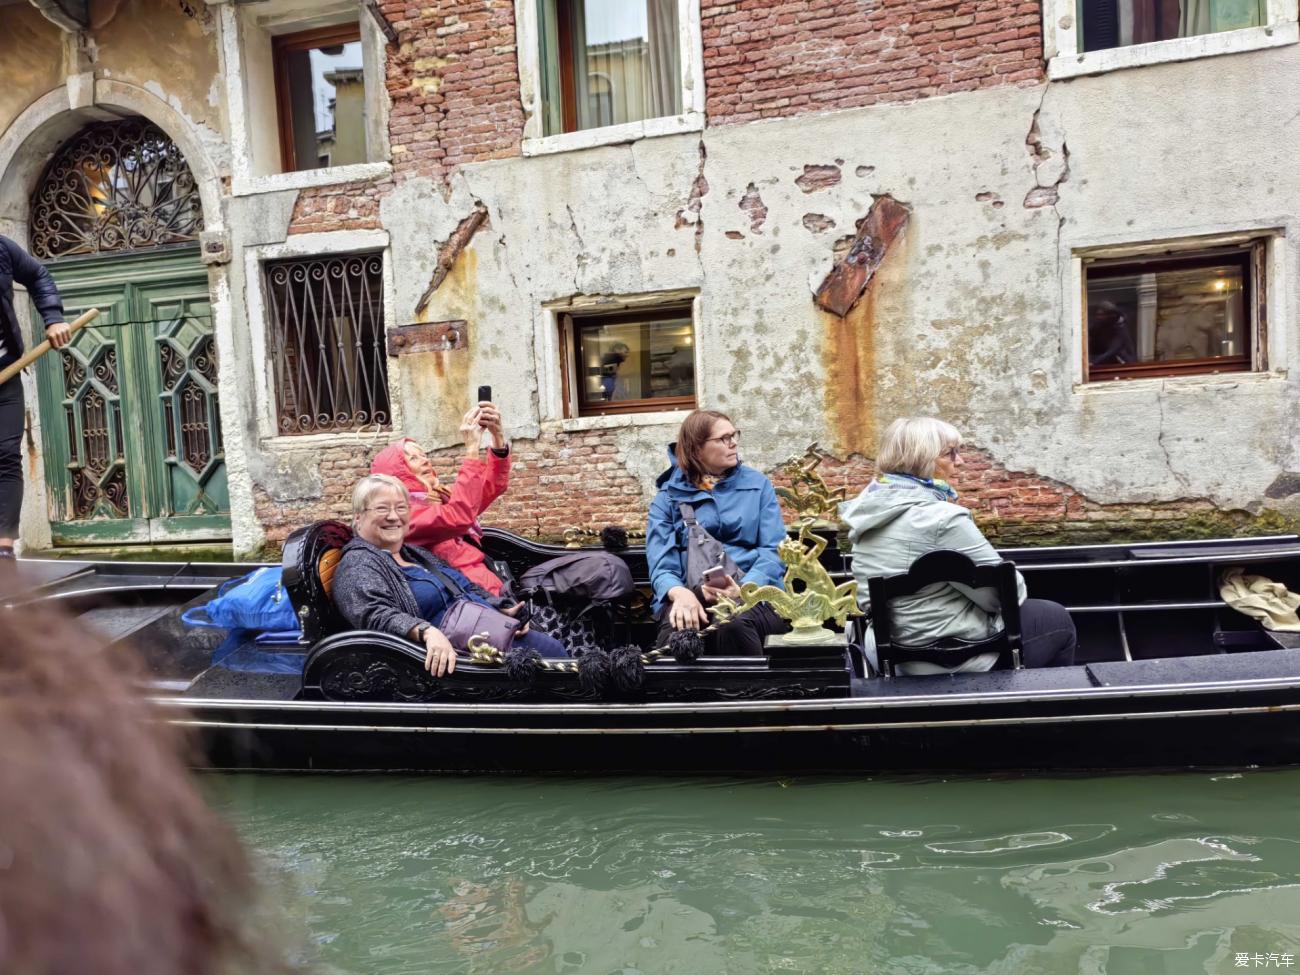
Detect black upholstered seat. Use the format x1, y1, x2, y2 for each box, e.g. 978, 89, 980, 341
281, 520, 354, 644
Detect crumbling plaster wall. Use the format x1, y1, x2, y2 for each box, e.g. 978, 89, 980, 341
377, 44, 1300, 528
90, 0, 225, 137
0, 7, 64, 137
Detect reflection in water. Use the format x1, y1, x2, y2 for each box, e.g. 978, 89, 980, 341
212, 771, 1300, 975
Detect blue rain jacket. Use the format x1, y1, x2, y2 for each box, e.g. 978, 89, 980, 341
645, 445, 787, 611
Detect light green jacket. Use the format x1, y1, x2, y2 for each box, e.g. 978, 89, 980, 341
839, 479, 1027, 675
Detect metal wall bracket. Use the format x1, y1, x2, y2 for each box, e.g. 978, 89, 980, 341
387, 320, 468, 356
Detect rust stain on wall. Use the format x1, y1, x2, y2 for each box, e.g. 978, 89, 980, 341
822, 283, 879, 456
401, 247, 476, 442
414, 202, 488, 319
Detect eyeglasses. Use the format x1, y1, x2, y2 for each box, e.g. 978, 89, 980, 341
706, 431, 741, 447
942, 447, 961, 461
365, 504, 410, 517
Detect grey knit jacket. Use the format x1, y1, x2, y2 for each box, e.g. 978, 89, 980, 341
332, 537, 498, 640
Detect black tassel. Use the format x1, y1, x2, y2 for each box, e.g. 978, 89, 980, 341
609, 644, 645, 694
668, 628, 704, 663
600, 525, 629, 551
577, 646, 611, 696
504, 645, 541, 683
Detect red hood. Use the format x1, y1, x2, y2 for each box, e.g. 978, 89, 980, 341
370, 440, 427, 496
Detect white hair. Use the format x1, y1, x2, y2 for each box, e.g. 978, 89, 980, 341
876, 417, 963, 479
351, 473, 409, 520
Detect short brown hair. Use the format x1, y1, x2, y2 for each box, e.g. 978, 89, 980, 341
675, 409, 735, 487
0, 605, 286, 975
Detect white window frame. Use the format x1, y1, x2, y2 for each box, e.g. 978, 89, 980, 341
1044, 0, 1298, 79
215, 0, 393, 195
514, 0, 706, 157
245, 229, 400, 444
1064, 225, 1288, 391
536, 289, 703, 430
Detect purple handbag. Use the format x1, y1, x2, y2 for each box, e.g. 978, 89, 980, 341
438, 597, 520, 653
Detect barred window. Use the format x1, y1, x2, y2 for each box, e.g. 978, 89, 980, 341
264, 252, 391, 435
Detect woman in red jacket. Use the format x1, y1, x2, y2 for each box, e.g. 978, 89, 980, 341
368, 402, 511, 594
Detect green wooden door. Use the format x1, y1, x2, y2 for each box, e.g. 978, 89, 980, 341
36, 247, 229, 545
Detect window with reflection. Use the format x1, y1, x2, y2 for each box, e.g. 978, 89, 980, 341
1077, 0, 1265, 53
563, 303, 696, 416
273, 23, 367, 172
537, 0, 683, 135
1083, 243, 1263, 381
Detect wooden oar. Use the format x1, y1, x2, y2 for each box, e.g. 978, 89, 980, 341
0, 307, 101, 386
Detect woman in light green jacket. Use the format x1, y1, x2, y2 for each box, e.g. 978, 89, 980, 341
841, 417, 1076, 675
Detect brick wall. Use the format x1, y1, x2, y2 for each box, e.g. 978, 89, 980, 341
252, 433, 1259, 553
768, 449, 1247, 546
294, 0, 1049, 234
701, 0, 1045, 125
287, 0, 524, 233
289, 181, 387, 235
379, 0, 523, 181
252, 429, 650, 548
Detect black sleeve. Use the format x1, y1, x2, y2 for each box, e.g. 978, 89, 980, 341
2, 237, 65, 328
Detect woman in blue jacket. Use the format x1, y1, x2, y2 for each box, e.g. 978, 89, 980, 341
645, 409, 790, 655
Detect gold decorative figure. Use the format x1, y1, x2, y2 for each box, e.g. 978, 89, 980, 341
710, 522, 858, 645
774, 443, 847, 527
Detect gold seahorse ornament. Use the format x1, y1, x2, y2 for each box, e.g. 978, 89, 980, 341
710, 522, 858, 645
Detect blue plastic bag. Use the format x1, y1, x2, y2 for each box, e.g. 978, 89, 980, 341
181, 567, 300, 633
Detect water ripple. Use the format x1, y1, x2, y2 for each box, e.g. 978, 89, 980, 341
212, 769, 1300, 975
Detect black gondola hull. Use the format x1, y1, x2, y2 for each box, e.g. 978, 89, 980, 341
170, 651, 1300, 773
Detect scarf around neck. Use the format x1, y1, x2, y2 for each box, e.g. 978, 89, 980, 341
876, 471, 959, 503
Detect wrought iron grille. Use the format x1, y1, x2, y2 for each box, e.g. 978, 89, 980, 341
61, 336, 129, 519
30, 119, 204, 259
264, 253, 391, 435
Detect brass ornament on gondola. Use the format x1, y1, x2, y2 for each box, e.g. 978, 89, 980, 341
710, 522, 858, 645
773, 443, 847, 527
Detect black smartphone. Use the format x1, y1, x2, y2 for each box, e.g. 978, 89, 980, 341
477, 384, 492, 403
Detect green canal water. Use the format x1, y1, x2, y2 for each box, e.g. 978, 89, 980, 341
213, 770, 1300, 974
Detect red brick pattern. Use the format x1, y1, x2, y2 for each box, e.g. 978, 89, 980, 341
289, 181, 387, 235
253, 434, 1231, 552
379, 0, 523, 181
701, 0, 1045, 124
287, 0, 524, 233
769, 449, 1225, 544
252, 430, 650, 547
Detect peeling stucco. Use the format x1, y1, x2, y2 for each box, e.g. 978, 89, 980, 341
93, 0, 223, 133
0, 8, 64, 137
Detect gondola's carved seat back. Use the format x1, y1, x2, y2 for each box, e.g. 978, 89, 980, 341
867, 550, 1024, 679
282, 520, 354, 643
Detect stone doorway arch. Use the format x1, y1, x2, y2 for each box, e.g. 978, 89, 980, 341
0, 87, 231, 548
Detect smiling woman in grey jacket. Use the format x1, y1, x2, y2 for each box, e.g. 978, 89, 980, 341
841, 417, 1076, 675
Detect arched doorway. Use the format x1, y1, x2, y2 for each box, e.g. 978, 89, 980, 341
29, 117, 228, 545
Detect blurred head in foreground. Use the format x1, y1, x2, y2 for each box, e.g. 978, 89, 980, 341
0, 605, 282, 975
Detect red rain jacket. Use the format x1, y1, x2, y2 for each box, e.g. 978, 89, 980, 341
370, 440, 511, 595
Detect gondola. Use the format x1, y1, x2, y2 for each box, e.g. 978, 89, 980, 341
10, 527, 1300, 774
